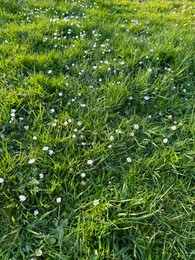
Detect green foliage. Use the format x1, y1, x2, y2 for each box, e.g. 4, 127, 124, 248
0, 0, 194, 259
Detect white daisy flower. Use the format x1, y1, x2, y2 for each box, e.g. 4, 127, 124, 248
171, 126, 177, 130
109, 136, 114, 141
34, 210, 39, 216
127, 157, 132, 163
144, 96, 150, 100
49, 150, 54, 155
0, 178, 4, 184
87, 159, 94, 165
42, 146, 49, 151
28, 158, 35, 164
50, 108, 55, 113
35, 249, 43, 256
24, 125, 29, 130
19, 195, 26, 202
163, 138, 168, 144
39, 173, 44, 179
93, 199, 100, 206
133, 124, 139, 130
56, 197, 62, 203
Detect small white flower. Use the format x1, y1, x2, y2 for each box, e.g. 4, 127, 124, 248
163, 138, 168, 144
127, 157, 132, 163
64, 121, 69, 126
50, 108, 55, 113
108, 145, 112, 149
11, 112, 16, 117
87, 159, 94, 165
133, 124, 139, 130
52, 122, 57, 127
56, 197, 62, 203
48, 70, 52, 74
34, 210, 39, 216
28, 158, 35, 164
39, 173, 44, 179
59, 92, 63, 96
0, 178, 4, 184
93, 199, 100, 206
24, 125, 29, 130
72, 134, 76, 138
19, 195, 26, 202
144, 96, 150, 100
81, 172, 86, 178
77, 121, 82, 126
109, 136, 114, 141
33, 136, 37, 140
49, 150, 54, 155
35, 249, 43, 256
80, 104, 86, 107
42, 146, 49, 151
171, 126, 177, 130
115, 129, 122, 134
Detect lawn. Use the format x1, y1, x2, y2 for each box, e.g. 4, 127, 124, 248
0, 0, 194, 259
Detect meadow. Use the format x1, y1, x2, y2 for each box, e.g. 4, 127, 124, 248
0, 0, 194, 259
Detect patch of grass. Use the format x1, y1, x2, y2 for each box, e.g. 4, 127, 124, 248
0, 0, 195, 259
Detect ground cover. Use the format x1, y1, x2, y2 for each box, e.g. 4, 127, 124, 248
0, 0, 195, 259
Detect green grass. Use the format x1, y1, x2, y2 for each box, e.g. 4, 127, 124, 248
0, 0, 194, 259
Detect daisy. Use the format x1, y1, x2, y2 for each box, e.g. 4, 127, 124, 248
93, 199, 100, 206
34, 210, 39, 216
171, 126, 177, 130
163, 138, 168, 144
133, 124, 139, 130
42, 146, 49, 151
35, 249, 43, 256
50, 108, 55, 113
19, 195, 26, 202
49, 150, 54, 155
87, 159, 93, 165
126, 157, 132, 163
28, 158, 35, 164
0, 178, 4, 184
56, 197, 62, 203
144, 96, 150, 100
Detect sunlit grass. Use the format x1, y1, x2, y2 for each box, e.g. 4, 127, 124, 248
0, 0, 195, 259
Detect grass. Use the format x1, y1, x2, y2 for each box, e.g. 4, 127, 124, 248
0, 0, 194, 259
